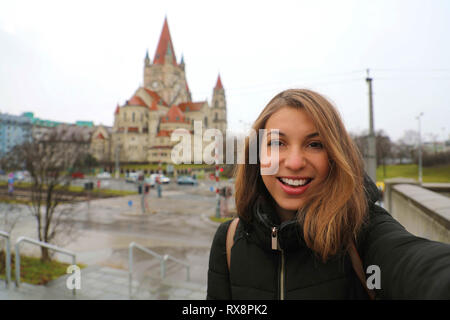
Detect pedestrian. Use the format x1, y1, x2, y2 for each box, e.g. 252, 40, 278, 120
207, 89, 450, 300
156, 175, 162, 198
7, 173, 14, 196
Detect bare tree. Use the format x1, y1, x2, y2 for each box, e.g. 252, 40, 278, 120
376, 130, 393, 178
351, 129, 393, 175
392, 130, 420, 165
1, 126, 91, 261
0, 203, 24, 234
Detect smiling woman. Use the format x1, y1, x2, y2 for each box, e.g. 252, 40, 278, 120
260, 108, 331, 222
235, 89, 367, 261
207, 88, 450, 300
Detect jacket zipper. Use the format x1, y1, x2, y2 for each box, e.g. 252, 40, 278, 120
272, 227, 285, 300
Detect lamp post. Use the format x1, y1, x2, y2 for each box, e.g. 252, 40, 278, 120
365, 69, 377, 183
215, 140, 221, 219
416, 112, 424, 184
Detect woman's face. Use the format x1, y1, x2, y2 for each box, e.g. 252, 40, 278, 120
260, 107, 330, 219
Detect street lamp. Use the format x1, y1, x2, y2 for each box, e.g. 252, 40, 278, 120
416, 112, 424, 184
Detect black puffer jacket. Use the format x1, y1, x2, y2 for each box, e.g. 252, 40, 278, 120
207, 178, 450, 299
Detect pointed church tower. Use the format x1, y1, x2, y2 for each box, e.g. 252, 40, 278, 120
153, 17, 177, 66
144, 49, 151, 66
143, 17, 189, 106
211, 74, 227, 133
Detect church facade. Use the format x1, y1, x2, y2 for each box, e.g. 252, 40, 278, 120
92, 18, 227, 164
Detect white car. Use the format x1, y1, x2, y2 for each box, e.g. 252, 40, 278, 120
126, 172, 137, 183
96, 172, 111, 179
149, 173, 170, 184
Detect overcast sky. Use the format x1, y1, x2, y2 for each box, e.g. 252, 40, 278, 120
0, 0, 449, 142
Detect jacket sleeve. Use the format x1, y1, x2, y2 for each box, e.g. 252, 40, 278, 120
207, 220, 232, 300
361, 203, 450, 299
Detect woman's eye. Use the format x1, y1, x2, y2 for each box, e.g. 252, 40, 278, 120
268, 140, 283, 146
308, 141, 323, 149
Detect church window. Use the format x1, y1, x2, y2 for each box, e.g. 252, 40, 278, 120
215, 101, 218, 108
215, 113, 218, 120
132, 112, 135, 122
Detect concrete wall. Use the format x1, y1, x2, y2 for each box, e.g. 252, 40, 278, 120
387, 183, 450, 243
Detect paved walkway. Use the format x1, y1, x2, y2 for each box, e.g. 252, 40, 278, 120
0, 180, 230, 300
0, 265, 206, 300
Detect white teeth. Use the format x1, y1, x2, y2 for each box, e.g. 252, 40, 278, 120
280, 178, 309, 187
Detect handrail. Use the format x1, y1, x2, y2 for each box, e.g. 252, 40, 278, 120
0, 230, 11, 288
128, 242, 190, 299
163, 254, 190, 281
15, 236, 77, 295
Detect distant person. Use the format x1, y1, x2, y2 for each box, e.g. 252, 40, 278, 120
7, 173, 14, 196
156, 175, 162, 198
207, 89, 450, 300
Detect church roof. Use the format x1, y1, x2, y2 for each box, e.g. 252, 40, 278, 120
153, 17, 177, 66
161, 105, 188, 123
156, 130, 171, 137
214, 74, 224, 90
178, 101, 205, 112
127, 96, 147, 107
143, 88, 167, 111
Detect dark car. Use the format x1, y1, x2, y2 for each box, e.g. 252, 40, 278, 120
177, 176, 198, 185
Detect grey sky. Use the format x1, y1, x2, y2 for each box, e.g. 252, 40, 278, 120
0, 0, 449, 142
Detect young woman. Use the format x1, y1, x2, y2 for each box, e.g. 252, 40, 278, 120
207, 89, 450, 299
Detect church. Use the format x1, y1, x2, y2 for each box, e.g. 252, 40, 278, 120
91, 17, 227, 164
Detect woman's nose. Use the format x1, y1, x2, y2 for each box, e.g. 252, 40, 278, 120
284, 147, 307, 171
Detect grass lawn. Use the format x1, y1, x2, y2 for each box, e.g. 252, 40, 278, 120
376, 164, 450, 183
0, 252, 86, 285
209, 216, 233, 223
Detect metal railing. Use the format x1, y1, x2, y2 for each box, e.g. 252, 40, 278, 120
15, 236, 77, 295
128, 241, 190, 298
0, 230, 11, 288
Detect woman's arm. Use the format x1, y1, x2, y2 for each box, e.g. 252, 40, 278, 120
207, 220, 233, 300
361, 204, 450, 299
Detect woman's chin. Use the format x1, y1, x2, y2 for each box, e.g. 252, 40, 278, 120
275, 198, 305, 214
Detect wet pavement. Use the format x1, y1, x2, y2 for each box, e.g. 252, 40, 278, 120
0, 178, 234, 299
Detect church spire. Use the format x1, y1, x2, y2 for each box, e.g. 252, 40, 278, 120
144, 49, 150, 66
214, 74, 224, 90
153, 17, 177, 65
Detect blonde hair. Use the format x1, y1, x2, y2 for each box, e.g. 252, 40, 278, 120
234, 89, 368, 261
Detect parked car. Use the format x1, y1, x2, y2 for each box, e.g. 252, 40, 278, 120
126, 172, 140, 183
144, 177, 156, 188
177, 176, 198, 185
71, 172, 85, 179
96, 172, 111, 179
14, 171, 25, 181
149, 173, 170, 184
160, 175, 170, 184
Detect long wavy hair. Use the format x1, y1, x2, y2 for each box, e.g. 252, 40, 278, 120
234, 89, 368, 262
